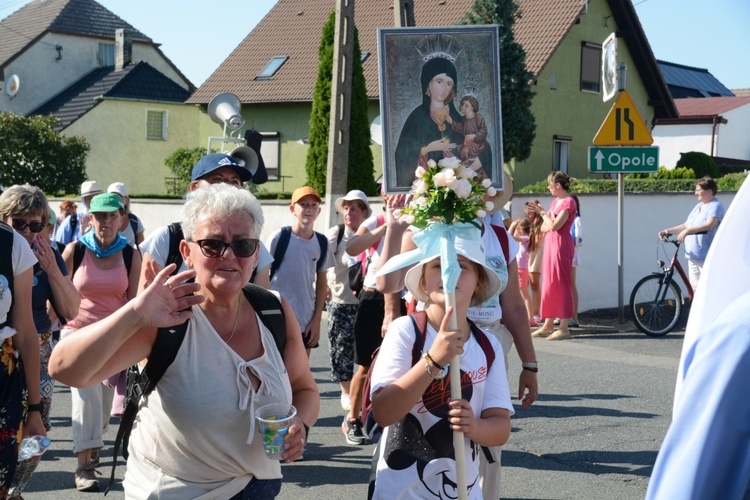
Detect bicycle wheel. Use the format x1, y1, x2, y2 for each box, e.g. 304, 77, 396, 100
629, 274, 683, 336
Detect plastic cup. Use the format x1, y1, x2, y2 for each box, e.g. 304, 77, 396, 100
255, 403, 297, 460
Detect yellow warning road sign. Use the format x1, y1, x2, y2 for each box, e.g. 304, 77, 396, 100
594, 90, 653, 146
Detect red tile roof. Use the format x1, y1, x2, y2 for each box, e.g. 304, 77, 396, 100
676, 96, 750, 117
189, 0, 586, 105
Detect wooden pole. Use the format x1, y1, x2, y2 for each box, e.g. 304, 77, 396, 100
445, 290, 468, 500
324, 0, 355, 228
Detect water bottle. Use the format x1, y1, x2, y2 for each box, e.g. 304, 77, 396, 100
18, 435, 51, 461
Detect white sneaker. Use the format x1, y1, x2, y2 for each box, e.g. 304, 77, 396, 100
340, 394, 351, 411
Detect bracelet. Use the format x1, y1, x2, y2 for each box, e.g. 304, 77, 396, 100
27, 403, 43, 412
523, 366, 538, 373
424, 352, 443, 370
521, 361, 538, 369
424, 359, 437, 380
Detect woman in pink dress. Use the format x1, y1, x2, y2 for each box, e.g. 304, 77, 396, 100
531, 172, 577, 340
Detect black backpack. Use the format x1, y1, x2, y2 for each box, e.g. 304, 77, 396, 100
269, 226, 329, 280
106, 283, 287, 491
72, 241, 135, 278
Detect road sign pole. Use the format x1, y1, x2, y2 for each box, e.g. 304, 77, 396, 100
618, 173, 625, 323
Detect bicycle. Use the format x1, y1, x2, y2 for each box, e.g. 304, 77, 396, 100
629, 236, 694, 336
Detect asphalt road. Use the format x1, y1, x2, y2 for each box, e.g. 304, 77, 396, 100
20, 315, 683, 499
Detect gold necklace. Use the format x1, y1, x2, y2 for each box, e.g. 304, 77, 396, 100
224, 295, 242, 344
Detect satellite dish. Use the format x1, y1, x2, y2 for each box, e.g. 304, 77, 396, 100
370, 115, 382, 146
5, 75, 20, 97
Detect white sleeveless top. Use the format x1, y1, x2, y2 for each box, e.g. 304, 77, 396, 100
124, 301, 293, 500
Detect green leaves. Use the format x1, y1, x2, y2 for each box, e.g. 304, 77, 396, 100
0, 112, 89, 195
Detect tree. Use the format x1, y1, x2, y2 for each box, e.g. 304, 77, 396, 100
460, 0, 536, 163
0, 112, 89, 195
305, 11, 377, 196
164, 146, 204, 195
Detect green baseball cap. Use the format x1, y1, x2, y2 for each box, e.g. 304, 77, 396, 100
89, 193, 124, 213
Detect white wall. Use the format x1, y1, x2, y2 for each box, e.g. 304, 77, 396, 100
652, 123, 713, 168
49, 191, 739, 313
717, 105, 750, 160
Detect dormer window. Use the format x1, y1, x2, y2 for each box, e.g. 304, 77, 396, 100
256, 56, 288, 79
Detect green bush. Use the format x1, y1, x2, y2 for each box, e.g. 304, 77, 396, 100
164, 147, 204, 195
717, 172, 748, 191
518, 178, 700, 194
676, 151, 720, 179
718, 163, 750, 176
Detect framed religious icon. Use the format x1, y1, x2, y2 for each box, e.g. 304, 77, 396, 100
378, 25, 504, 195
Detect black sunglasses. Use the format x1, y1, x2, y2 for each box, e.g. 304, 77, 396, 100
193, 238, 259, 258
12, 218, 45, 233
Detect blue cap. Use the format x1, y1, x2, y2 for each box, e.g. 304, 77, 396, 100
190, 153, 252, 182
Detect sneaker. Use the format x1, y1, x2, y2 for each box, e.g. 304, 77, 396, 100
90, 447, 101, 468
342, 418, 367, 445
74, 464, 100, 492
340, 393, 351, 411
568, 318, 579, 328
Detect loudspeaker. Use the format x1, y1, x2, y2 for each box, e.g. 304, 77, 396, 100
208, 93, 244, 131
244, 130, 268, 185
229, 146, 259, 178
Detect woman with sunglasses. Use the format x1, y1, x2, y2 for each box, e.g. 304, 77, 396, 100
59, 192, 141, 492
51, 184, 319, 499
0, 186, 51, 498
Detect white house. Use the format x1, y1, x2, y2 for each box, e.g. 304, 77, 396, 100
653, 96, 750, 168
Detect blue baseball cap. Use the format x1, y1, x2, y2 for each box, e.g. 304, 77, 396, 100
191, 153, 252, 182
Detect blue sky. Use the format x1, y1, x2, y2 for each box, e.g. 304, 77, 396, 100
1, 0, 748, 89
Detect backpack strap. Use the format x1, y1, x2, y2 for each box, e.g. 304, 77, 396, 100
165, 222, 184, 275
315, 231, 328, 273
269, 226, 292, 280
490, 223, 510, 264
72, 241, 86, 277
0, 222, 15, 329
242, 283, 287, 356
73, 241, 134, 278
108, 319, 190, 492
409, 310, 428, 364
468, 319, 495, 373
336, 223, 345, 250
69, 212, 78, 238
128, 213, 139, 240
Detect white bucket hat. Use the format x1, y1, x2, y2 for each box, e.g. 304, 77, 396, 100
79, 180, 102, 198
404, 236, 503, 306
335, 190, 371, 216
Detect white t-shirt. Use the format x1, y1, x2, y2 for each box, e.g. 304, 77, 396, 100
141, 224, 273, 274
360, 214, 385, 290
370, 315, 513, 499
266, 229, 334, 329
0, 230, 37, 340
120, 213, 145, 246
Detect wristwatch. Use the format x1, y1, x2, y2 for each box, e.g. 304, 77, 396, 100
422, 353, 449, 380
522, 361, 539, 373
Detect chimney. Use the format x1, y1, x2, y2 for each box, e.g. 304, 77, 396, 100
115, 29, 132, 71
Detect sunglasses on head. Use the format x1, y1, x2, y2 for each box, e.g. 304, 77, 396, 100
12, 218, 45, 233
193, 238, 259, 258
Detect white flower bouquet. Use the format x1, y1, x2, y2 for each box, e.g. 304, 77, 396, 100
398, 157, 496, 228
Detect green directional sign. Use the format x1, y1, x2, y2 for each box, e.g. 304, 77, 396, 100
588, 146, 659, 173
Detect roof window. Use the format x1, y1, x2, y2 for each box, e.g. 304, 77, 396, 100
256, 56, 289, 79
